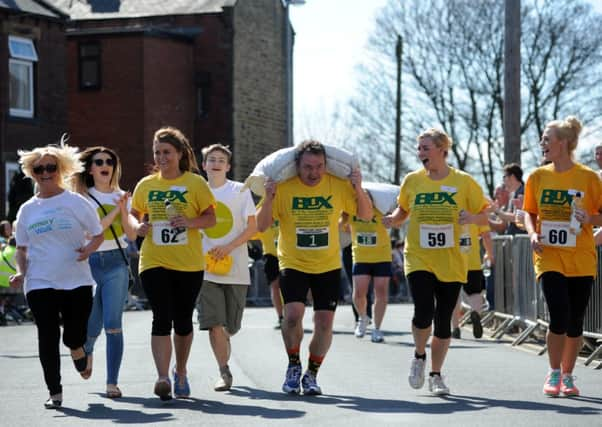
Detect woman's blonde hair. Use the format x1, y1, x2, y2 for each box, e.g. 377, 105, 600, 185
417, 128, 453, 155
18, 135, 84, 190
545, 116, 583, 153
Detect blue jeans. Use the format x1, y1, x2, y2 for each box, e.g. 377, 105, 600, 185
84, 249, 129, 385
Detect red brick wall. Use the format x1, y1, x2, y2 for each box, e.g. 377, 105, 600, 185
1, 15, 67, 216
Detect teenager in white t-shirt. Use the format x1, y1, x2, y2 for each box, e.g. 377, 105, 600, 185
11, 143, 104, 409
74, 146, 137, 399
197, 144, 257, 392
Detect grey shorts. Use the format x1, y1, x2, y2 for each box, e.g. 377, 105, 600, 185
197, 281, 248, 335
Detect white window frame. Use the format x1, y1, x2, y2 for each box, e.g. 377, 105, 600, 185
8, 35, 38, 118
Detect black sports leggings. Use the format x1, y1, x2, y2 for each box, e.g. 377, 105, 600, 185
26, 286, 93, 396
141, 267, 202, 336
540, 272, 592, 337
407, 271, 462, 339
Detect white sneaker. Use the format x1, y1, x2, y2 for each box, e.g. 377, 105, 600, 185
428, 375, 450, 395
408, 357, 426, 389
354, 316, 368, 338
371, 329, 384, 343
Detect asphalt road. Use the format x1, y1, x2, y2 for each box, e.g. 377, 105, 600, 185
1, 304, 600, 426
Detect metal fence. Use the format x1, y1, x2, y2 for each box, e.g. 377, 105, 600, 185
490, 235, 602, 366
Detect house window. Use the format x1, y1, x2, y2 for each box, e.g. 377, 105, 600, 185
8, 36, 38, 118
79, 41, 101, 90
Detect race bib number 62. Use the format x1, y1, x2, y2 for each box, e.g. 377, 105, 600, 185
152, 221, 188, 246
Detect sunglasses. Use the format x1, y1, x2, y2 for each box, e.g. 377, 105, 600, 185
92, 158, 115, 167
32, 164, 58, 175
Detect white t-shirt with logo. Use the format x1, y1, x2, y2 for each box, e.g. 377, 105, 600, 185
202, 180, 256, 285
87, 187, 131, 252
15, 190, 103, 294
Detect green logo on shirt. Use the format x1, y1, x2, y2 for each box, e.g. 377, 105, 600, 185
148, 190, 188, 203
414, 192, 457, 205
540, 189, 572, 206
292, 196, 333, 210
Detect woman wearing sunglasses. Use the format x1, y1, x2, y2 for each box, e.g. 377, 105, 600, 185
10, 142, 104, 409
74, 147, 137, 399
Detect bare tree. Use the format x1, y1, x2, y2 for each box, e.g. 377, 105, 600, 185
343, 0, 602, 194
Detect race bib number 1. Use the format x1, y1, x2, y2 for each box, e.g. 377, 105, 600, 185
152, 221, 188, 246
419, 224, 454, 249
540, 221, 576, 247
296, 227, 328, 250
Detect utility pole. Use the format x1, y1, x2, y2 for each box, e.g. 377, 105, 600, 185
394, 35, 402, 186
392, 35, 403, 241
504, 0, 521, 165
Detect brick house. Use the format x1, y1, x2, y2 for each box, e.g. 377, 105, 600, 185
0, 0, 68, 219
46, 0, 295, 191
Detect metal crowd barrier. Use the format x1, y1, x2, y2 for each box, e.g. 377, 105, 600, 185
488, 235, 602, 368
247, 258, 272, 306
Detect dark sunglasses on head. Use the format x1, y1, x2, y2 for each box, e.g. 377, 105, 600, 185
92, 158, 115, 167
32, 164, 58, 175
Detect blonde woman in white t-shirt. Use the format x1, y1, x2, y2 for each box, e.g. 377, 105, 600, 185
11, 141, 104, 409
74, 146, 137, 399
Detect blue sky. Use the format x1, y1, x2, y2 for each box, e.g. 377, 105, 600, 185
289, 0, 602, 155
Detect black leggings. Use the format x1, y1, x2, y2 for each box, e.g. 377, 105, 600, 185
407, 271, 462, 339
141, 267, 202, 336
540, 272, 592, 337
26, 286, 93, 396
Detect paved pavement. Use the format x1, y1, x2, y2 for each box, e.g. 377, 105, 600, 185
1, 303, 600, 426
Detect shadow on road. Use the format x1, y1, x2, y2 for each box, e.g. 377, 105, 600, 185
230, 386, 602, 416
54, 393, 305, 423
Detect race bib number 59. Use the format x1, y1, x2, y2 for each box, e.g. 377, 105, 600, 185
419, 224, 454, 249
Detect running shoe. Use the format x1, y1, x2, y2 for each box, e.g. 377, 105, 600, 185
542, 370, 561, 396
408, 357, 426, 389
560, 373, 580, 397
354, 316, 369, 338
214, 367, 233, 392
301, 371, 322, 395
371, 329, 384, 343
173, 369, 190, 398
452, 327, 461, 339
470, 311, 483, 339
428, 374, 450, 395
282, 364, 302, 394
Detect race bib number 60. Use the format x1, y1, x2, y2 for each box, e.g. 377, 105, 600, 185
419, 224, 454, 249
540, 221, 576, 247
152, 221, 188, 246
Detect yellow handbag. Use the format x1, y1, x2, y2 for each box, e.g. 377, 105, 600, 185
205, 253, 233, 275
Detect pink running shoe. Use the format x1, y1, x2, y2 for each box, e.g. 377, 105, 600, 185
560, 374, 580, 397
542, 370, 561, 396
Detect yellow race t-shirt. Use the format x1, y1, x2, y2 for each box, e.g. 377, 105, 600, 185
131, 172, 216, 273
523, 163, 602, 278
273, 174, 357, 273
258, 219, 279, 256
466, 224, 490, 271
399, 167, 488, 283
350, 209, 392, 264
